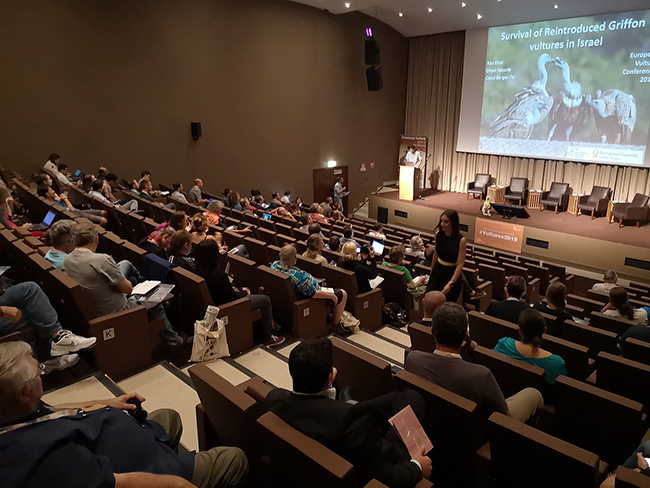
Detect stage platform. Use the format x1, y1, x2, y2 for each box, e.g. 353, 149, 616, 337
368, 189, 650, 281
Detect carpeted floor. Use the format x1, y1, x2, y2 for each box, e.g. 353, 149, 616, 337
378, 189, 650, 248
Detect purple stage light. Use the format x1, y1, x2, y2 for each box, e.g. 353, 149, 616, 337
366, 27, 373, 38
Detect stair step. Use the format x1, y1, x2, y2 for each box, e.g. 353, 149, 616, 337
345, 330, 407, 367
233, 346, 292, 390
181, 359, 251, 386
43, 373, 121, 406
376, 325, 411, 347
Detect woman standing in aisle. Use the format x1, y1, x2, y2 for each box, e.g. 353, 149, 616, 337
427, 209, 466, 302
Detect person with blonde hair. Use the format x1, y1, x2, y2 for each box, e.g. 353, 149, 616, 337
302, 234, 327, 264
337, 242, 378, 294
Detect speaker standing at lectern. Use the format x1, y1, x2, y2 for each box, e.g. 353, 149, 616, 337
404, 146, 422, 167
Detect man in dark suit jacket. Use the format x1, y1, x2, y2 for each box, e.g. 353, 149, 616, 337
485, 275, 531, 325
266, 338, 431, 488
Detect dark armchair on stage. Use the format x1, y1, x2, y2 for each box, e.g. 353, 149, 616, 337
577, 186, 612, 219
467, 173, 491, 201
610, 193, 650, 228
540, 182, 570, 214
504, 177, 528, 206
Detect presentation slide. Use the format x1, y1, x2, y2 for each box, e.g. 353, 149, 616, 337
458, 9, 650, 167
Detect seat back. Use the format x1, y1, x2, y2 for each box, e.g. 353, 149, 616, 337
478, 264, 506, 300
475, 173, 491, 189
297, 255, 325, 279
509, 177, 527, 193
331, 337, 393, 401
256, 227, 278, 247
630, 193, 649, 207
226, 253, 261, 292
562, 320, 618, 357
244, 237, 271, 265
488, 412, 603, 488
588, 186, 611, 203
549, 182, 570, 199
621, 337, 650, 366
542, 334, 590, 381
554, 375, 647, 467
407, 323, 437, 353
257, 264, 300, 329
470, 346, 545, 398
589, 312, 637, 336
170, 267, 214, 328
189, 365, 270, 456
468, 311, 519, 349
257, 411, 358, 488
377, 264, 409, 310
141, 253, 174, 282
595, 352, 650, 413
614, 466, 650, 488
395, 370, 482, 487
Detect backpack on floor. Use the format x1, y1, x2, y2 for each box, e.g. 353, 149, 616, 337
382, 302, 407, 328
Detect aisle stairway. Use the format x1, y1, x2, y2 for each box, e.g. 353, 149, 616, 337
42, 325, 413, 453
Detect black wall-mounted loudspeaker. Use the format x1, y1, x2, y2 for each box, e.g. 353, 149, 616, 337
366, 66, 383, 92
365, 39, 380, 66
191, 122, 202, 141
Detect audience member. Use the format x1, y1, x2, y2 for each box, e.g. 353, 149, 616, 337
533, 282, 575, 323
105, 173, 123, 192
416, 291, 446, 327
270, 192, 282, 208
43, 153, 60, 176
227, 190, 242, 210
405, 236, 425, 259
194, 240, 284, 347
271, 244, 348, 332
190, 213, 214, 246
485, 275, 531, 325
368, 222, 386, 242
37, 184, 107, 226
331, 203, 345, 222
62, 222, 182, 346
44, 220, 76, 269
138, 179, 156, 202
298, 214, 312, 233
309, 203, 328, 223
89, 179, 139, 211
267, 338, 431, 487
213, 230, 249, 258
280, 190, 291, 204
54, 162, 76, 188
338, 242, 378, 294
81, 174, 94, 192
590, 270, 618, 296
405, 303, 544, 422
320, 196, 333, 217
188, 178, 209, 206
601, 287, 649, 325
271, 206, 296, 221
0, 341, 248, 487
171, 182, 188, 202
204, 199, 252, 236
328, 235, 341, 252
382, 246, 426, 287
138, 227, 174, 260
168, 211, 189, 232
302, 234, 327, 264
168, 230, 195, 271
620, 324, 650, 346
0, 282, 96, 373
239, 197, 255, 214
97, 166, 108, 180
494, 308, 568, 384
600, 440, 650, 487
339, 225, 360, 248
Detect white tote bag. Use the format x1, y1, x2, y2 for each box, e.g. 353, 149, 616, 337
190, 305, 230, 363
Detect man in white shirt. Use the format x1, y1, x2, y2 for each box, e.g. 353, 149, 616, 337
280, 190, 291, 204
333, 177, 346, 214
589, 270, 618, 296
88, 180, 138, 212
405, 146, 422, 167
171, 182, 188, 202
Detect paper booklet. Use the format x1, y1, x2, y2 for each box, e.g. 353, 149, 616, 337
388, 405, 434, 458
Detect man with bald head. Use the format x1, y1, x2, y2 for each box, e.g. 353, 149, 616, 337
271, 244, 348, 333
417, 291, 446, 327
188, 178, 209, 206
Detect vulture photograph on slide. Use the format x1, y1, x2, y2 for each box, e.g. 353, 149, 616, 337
478, 9, 650, 164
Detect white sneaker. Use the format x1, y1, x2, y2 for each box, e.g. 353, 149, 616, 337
50, 330, 97, 357
42, 354, 80, 374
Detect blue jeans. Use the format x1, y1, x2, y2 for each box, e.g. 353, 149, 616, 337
0, 282, 62, 339
118, 260, 144, 287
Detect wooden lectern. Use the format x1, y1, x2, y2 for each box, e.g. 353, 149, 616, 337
399, 166, 421, 201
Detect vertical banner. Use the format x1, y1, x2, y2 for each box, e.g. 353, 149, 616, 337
399, 135, 428, 188
474, 218, 525, 254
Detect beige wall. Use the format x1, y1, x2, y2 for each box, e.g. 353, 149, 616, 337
0, 0, 408, 206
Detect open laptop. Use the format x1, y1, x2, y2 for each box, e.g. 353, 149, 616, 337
29, 211, 56, 231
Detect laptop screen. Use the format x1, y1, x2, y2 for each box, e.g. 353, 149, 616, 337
42, 211, 56, 226
263, 213, 272, 220
371, 240, 385, 255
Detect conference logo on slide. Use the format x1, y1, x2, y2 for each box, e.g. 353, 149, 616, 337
478, 8, 650, 166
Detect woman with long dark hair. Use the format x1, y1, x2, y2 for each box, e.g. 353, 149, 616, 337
602, 287, 648, 325
426, 210, 466, 302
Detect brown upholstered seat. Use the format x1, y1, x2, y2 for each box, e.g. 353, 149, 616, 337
610, 193, 650, 228
577, 186, 611, 219
540, 182, 570, 213
504, 177, 528, 206
467, 173, 491, 201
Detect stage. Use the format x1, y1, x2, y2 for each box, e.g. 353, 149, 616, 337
368, 189, 650, 281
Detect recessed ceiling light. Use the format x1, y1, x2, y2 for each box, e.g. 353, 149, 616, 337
461, 2, 466, 7
477, 13, 482, 19
344, 2, 350, 8
428, 7, 433, 12
398, 12, 403, 17
554, 4, 558, 8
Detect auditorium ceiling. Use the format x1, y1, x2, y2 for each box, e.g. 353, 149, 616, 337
289, 0, 650, 37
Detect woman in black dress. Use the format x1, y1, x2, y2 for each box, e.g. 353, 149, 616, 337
427, 209, 466, 302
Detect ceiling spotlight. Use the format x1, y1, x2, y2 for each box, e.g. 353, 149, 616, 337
461, 2, 466, 7
327, 160, 337, 168
428, 7, 433, 12
477, 13, 482, 19
554, 4, 558, 8
344, 2, 350, 8
398, 12, 403, 17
